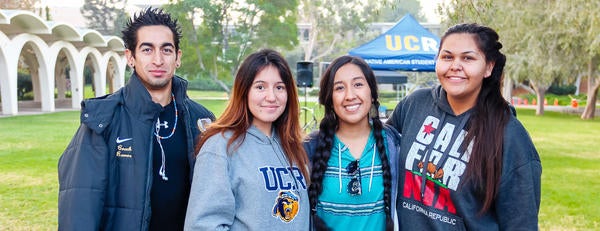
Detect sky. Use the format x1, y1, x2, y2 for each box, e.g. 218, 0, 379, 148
420, 0, 446, 23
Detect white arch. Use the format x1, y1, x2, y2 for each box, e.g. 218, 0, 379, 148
80, 47, 105, 98
0, 31, 11, 114
104, 51, 127, 90
0, 41, 9, 115
48, 22, 82, 41
11, 33, 54, 112
2, 10, 49, 34
81, 29, 108, 47
49, 41, 83, 108
105, 36, 126, 52
0, 10, 7, 24
0, 9, 125, 115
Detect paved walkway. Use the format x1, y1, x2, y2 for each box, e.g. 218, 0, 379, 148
515, 104, 600, 114
1, 100, 598, 118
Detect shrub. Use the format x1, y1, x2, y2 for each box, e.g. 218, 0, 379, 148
517, 93, 588, 106
548, 84, 576, 95
186, 76, 231, 91
17, 72, 33, 100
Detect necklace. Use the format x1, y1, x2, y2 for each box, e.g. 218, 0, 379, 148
154, 93, 177, 181
155, 93, 178, 139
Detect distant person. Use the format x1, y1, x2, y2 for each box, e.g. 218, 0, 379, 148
386, 23, 541, 230
58, 7, 215, 230
304, 55, 401, 231
184, 49, 310, 230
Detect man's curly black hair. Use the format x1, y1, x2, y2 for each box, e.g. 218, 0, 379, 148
121, 7, 182, 56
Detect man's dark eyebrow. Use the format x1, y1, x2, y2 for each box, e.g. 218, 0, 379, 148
161, 42, 175, 48
138, 42, 175, 48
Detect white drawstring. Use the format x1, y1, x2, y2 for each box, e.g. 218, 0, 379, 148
338, 143, 342, 193
369, 143, 375, 192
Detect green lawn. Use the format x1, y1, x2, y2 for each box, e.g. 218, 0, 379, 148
0, 104, 598, 230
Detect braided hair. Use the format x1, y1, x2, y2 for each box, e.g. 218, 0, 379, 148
308, 55, 393, 231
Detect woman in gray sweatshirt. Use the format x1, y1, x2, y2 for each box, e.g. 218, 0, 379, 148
386, 23, 541, 230
184, 49, 310, 230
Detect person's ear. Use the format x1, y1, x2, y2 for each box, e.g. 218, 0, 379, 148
125, 49, 135, 68
484, 61, 495, 78
175, 49, 182, 68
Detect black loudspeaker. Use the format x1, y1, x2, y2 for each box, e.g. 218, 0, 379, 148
296, 61, 313, 87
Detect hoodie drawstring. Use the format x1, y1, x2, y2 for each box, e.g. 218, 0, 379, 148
338, 143, 343, 193
369, 143, 376, 192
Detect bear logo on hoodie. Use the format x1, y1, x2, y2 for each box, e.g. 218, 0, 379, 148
272, 190, 300, 222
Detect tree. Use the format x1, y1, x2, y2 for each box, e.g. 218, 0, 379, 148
0, 0, 37, 11
566, 0, 600, 119
164, 0, 299, 92
293, 0, 425, 85
442, 0, 517, 105
441, 0, 582, 116
81, 0, 129, 36
1, 0, 48, 18
373, 1, 426, 23
297, 0, 392, 63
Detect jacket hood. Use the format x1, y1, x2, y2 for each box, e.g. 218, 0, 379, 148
80, 73, 190, 134
79, 93, 122, 134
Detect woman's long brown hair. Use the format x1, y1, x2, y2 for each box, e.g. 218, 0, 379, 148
194, 49, 309, 181
440, 24, 509, 214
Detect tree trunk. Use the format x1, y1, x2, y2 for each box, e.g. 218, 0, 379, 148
581, 57, 600, 119
530, 80, 549, 116
581, 85, 599, 119
502, 75, 513, 104
535, 90, 545, 116
574, 73, 582, 96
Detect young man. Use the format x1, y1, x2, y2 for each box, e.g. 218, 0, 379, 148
58, 8, 215, 230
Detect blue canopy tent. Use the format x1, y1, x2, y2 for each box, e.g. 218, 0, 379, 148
349, 14, 440, 110
349, 14, 440, 72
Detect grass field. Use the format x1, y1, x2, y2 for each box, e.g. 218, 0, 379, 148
0, 100, 599, 230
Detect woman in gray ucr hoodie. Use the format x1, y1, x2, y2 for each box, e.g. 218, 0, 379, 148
185, 49, 310, 230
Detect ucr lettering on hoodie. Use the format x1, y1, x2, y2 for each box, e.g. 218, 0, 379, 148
259, 166, 307, 191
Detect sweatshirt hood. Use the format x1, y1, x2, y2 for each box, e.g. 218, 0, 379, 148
246, 125, 278, 145
431, 85, 458, 116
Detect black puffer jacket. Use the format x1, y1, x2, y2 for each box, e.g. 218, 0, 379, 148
58, 74, 215, 230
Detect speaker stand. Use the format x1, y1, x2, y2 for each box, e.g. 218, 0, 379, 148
303, 85, 308, 126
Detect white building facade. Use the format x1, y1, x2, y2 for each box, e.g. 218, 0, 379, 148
0, 9, 126, 115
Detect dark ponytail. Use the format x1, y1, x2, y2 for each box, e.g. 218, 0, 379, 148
371, 100, 394, 231
308, 112, 336, 230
